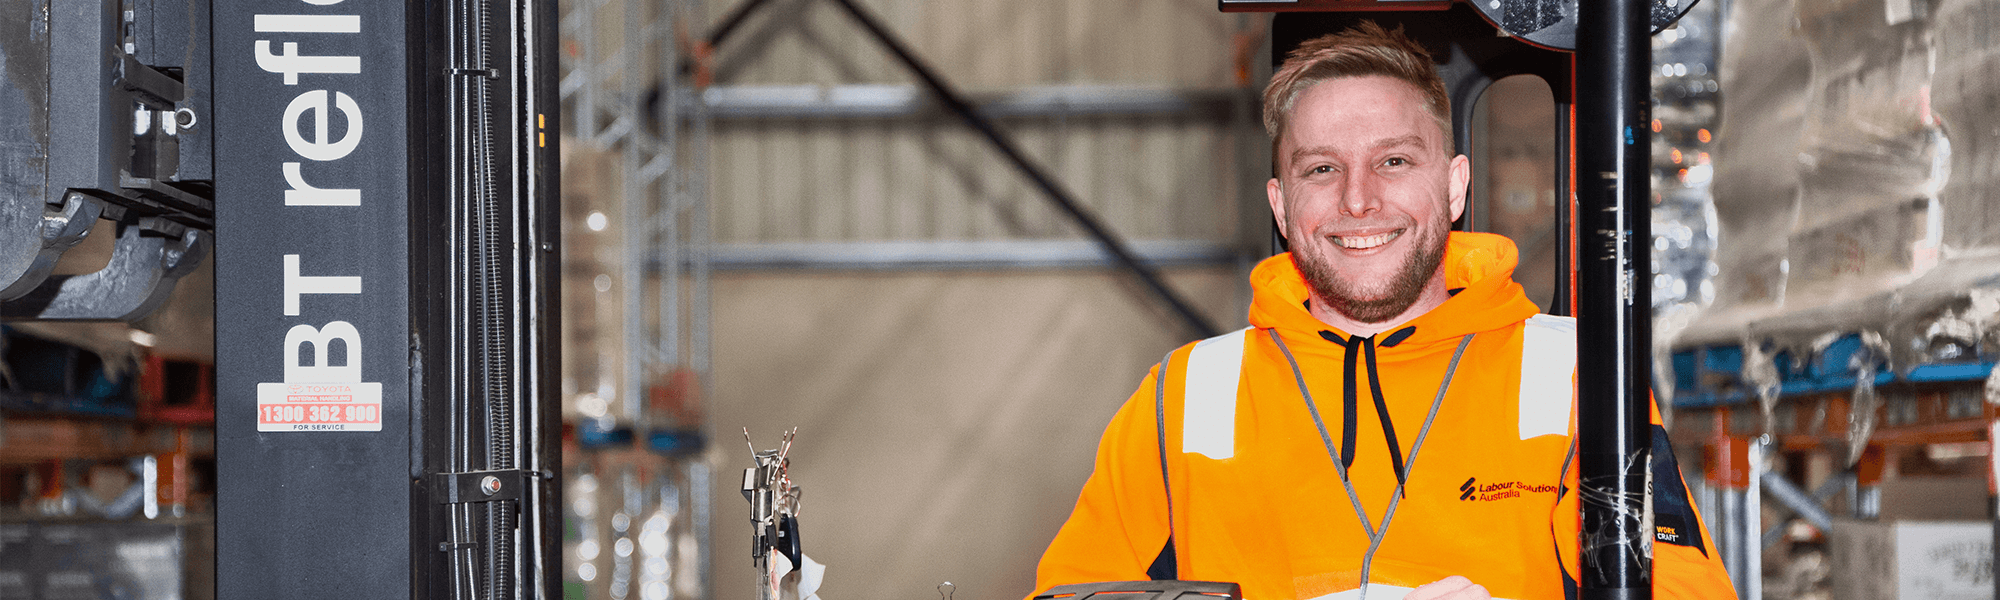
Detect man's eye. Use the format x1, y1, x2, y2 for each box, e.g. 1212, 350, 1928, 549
1383, 157, 1409, 167
1309, 165, 1334, 175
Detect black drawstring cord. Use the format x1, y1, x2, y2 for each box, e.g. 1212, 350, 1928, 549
1363, 340, 1407, 496
1324, 331, 1361, 470
1319, 326, 1419, 496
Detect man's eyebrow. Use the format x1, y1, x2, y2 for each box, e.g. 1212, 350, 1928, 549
1288, 145, 1337, 166
1287, 135, 1430, 166
1372, 134, 1427, 151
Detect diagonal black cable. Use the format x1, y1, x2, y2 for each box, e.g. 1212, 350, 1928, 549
705, 0, 780, 51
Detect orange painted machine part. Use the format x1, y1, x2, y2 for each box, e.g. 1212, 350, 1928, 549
691, 41, 714, 89
38, 459, 62, 500
1854, 444, 1886, 487
138, 355, 216, 425
157, 428, 192, 512
1564, 92, 1578, 316
1703, 434, 1751, 489
1989, 418, 1999, 495
649, 367, 706, 426
1989, 405, 1998, 496
1231, 27, 1264, 88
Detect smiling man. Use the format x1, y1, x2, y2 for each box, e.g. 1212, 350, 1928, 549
1031, 23, 1736, 600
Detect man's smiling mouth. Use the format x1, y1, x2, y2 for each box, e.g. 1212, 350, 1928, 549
1330, 230, 1403, 250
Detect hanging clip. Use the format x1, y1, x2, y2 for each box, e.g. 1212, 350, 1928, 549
743, 427, 804, 573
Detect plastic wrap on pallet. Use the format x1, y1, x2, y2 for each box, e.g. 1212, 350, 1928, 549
1693, 0, 1942, 337
1701, 0, 1808, 323
1676, 0, 2000, 394
1986, 357, 2000, 407
1930, 0, 2000, 251
1910, 286, 2000, 405
1742, 341, 1782, 422
1788, 0, 1947, 297
1847, 363, 1880, 466
1847, 332, 1891, 464
1889, 287, 2000, 385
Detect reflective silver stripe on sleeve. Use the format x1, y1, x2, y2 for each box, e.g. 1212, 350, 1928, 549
1182, 327, 1250, 460
1519, 314, 1577, 440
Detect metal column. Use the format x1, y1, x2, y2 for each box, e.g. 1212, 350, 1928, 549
1703, 428, 1755, 599
1574, 0, 1654, 598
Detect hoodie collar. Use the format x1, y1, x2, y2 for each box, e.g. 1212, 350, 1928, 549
1247, 231, 1541, 346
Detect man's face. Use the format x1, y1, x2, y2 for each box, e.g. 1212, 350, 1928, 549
1266, 75, 1469, 324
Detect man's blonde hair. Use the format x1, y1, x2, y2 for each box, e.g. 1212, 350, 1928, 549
1262, 22, 1452, 167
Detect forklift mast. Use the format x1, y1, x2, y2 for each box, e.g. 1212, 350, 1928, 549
210, 1, 562, 598
1, 0, 564, 598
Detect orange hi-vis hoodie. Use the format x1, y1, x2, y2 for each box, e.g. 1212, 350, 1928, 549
1033, 232, 1735, 600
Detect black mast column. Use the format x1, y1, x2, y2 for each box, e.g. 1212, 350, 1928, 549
1575, 0, 1654, 599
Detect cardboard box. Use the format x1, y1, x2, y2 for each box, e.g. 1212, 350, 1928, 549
1830, 518, 1993, 600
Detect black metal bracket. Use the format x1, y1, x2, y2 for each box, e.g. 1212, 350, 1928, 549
431, 469, 539, 505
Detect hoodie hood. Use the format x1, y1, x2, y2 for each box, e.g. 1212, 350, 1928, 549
1248, 231, 1541, 345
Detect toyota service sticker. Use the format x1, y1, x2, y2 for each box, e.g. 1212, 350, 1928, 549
256, 382, 383, 432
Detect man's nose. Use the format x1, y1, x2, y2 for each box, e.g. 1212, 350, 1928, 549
1339, 171, 1381, 217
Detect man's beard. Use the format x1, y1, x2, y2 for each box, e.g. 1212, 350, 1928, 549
1292, 215, 1449, 324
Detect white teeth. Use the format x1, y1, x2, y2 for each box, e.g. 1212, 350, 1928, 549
1332, 230, 1402, 249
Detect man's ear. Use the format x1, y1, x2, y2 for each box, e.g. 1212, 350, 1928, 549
1447, 154, 1470, 221
1266, 177, 1289, 239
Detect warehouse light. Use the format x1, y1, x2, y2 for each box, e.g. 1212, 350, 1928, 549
1685, 164, 1713, 185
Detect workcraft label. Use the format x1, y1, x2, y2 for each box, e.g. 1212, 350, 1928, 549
256, 382, 383, 432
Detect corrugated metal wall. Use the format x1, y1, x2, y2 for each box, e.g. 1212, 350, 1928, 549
715, 1, 1242, 89
715, 117, 1243, 243
707, 0, 1261, 245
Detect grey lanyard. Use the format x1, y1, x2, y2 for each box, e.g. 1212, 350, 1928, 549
1268, 328, 1475, 598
